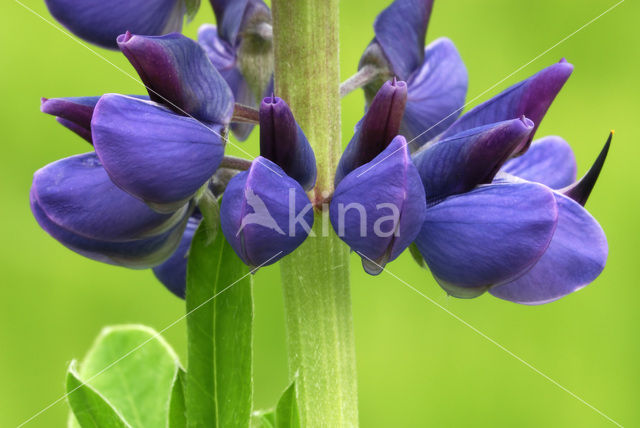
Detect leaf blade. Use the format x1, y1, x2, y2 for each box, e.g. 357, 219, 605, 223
66, 361, 131, 428
76, 325, 181, 428
185, 221, 253, 428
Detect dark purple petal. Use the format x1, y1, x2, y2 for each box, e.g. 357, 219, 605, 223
414, 180, 558, 297
118, 32, 234, 124
363, 0, 434, 81
220, 157, 313, 267
209, 0, 270, 46
330, 137, 426, 274
31, 190, 189, 269
336, 79, 407, 185
413, 118, 534, 203
561, 131, 612, 206
31, 152, 186, 242
400, 38, 468, 149
153, 216, 201, 298
41, 96, 99, 143
501, 136, 576, 189
489, 192, 607, 305
440, 59, 573, 155
260, 96, 316, 190
44, 0, 185, 49
92, 94, 224, 210
198, 24, 257, 141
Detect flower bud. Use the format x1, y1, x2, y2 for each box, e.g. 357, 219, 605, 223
330, 136, 426, 274
260, 96, 316, 190
335, 79, 407, 185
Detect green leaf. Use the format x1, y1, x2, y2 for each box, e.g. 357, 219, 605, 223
183, 0, 201, 21
168, 367, 187, 428
71, 325, 181, 428
185, 221, 253, 428
275, 380, 300, 428
66, 361, 131, 428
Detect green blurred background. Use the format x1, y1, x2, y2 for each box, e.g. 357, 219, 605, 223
1, 0, 638, 426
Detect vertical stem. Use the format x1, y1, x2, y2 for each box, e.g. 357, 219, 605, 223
273, 1, 359, 427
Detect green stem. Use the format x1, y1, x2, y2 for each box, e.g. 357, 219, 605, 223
273, 1, 359, 426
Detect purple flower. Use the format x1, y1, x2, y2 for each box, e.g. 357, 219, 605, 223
32, 32, 236, 285
44, 0, 188, 49
220, 157, 314, 267
199, 0, 273, 140
92, 33, 234, 212
331, 137, 426, 274
411, 81, 610, 304
359, 0, 468, 148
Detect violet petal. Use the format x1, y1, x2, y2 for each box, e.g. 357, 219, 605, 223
489, 192, 607, 304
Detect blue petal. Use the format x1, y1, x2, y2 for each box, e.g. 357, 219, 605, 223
260, 96, 316, 190
45, 0, 185, 49
440, 59, 573, 155
31, 188, 189, 269
31, 152, 186, 242
489, 192, 607, 305
401, 38, 468, 149
415, 180, 558, 297
198, 23, 256, 141
501, 136, 576, 189
330, 136, 426, 274
118, 32, 234, 124
220, 157, 313, 267
153, 216, 201, 298
413, 118, 534, 203
209, 0, 270, 46
367, 0, 434, 80
92, 94, 225, 210
336, 79, 407, 186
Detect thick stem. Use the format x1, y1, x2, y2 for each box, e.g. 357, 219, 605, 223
273, 1, 358, 427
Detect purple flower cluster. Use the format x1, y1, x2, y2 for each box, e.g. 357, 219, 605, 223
34, 0, 609, 305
